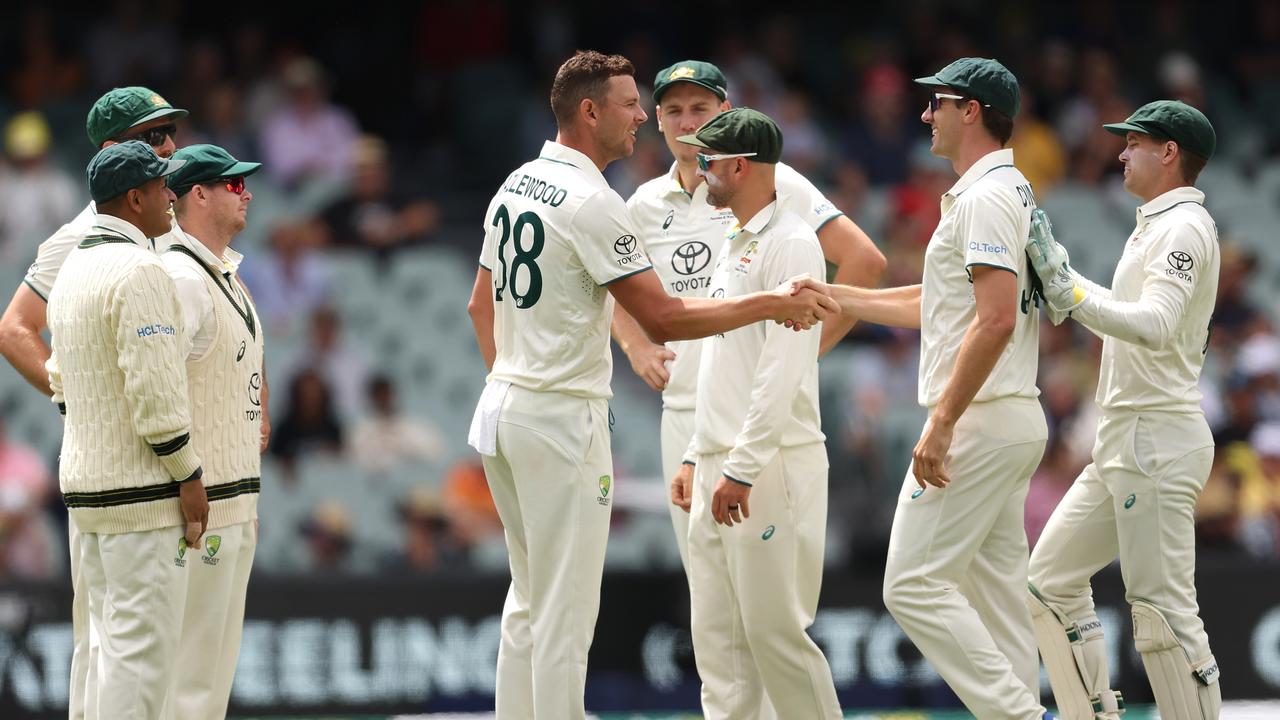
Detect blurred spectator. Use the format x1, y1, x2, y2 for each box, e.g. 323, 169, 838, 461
1197, 449, 1244, 549
883, 143, 952, 263
0, 419, 56, 579
347, 375, 446, 473
188, 81, 256, 161
279, 307, 371, 419
441, 458, 505, 567
259, 57, 360, 189
270, 369, 344, 476
382, 486, 464, 574
1025, 437, 1077, 548
1056, 49, 1132, 185
240, 218, 333, 334
300, 501, 355, 573
1210, 245, 1264, 350
321, 135, 440, 257
1238, 332, 1280, 422
1237, 423, 1280, 557
1011, 86, 1067, 193
842, 64, 916, 187
0, 112, 79, 262
776, 90, 825, 176
8, 8, 83, 109
85, 0, 179, 89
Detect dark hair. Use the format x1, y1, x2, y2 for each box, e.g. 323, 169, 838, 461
550, 50, 635, 129
948, 98, 1014, 145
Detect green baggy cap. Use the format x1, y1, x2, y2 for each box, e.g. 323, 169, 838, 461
914, 57, 1020, 119
86, 87, 188, 147
677, 108, 783, 164
653, 60, 728, 104
1103, 100, 1216, 160
166, 144, 263, 198
86, 140, 186, 203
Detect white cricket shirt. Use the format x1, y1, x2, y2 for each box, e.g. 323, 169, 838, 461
479, 141, 652, 399
23, 202, 95, 300
687, 201, 826, 485
627, 162, 842, 410
918, 148, 1041, 407
1075, 186, 1219, 412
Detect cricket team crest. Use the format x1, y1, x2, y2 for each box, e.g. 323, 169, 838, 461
174, 537, 188, 567
204, 535, 222, 565
597, 475, 611, 506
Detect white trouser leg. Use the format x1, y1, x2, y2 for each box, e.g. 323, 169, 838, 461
81, 527, 190, 720
883, 399, 1047, 720
68, 521, 90, 720
691, 446, 841, 720
484, 388, 613, 720
660, 408, 695, 574
1028, 462, 1123, 720
164, 519, 257, 720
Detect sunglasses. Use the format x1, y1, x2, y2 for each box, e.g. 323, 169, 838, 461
120, 123, 178, 148
219, 176, 246, 195
927, 92, 992, 113
696, 152, 757, 171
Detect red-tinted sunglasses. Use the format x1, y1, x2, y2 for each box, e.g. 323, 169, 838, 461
218, 176, 246, 194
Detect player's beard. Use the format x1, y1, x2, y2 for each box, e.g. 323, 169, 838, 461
703, 170, 732, 207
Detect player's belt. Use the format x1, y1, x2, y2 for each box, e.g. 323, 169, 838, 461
63, 476, 261, 509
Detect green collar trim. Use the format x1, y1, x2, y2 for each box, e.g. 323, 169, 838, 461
166, 244, 257, 340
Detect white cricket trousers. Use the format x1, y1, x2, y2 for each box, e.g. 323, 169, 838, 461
688, 443, 841, 720
79, 525, 190, 720
163, 519, 257, 720
883, 397, 1047, 720
1028, 411, 1215, 679
482, 385, 614, 720
68, 521, 97, 720
661, 408, 695, 572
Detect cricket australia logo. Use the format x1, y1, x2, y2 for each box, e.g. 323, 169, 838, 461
174, 537, 188, 567
203, 535, 222, 565
597, 475, 611, 506
672, 241, 711, 276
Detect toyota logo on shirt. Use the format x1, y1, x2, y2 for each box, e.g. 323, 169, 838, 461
672, 241, 712, 276
1168, 251, 1194, 271
614, 235, 637, 255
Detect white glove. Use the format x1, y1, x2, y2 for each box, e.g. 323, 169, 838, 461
1026, 209, 1085, 313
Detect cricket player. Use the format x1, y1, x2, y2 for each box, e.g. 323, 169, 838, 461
0, 86, 187, 720
672, 107, 842, 719
1025, 101, 1222, 720
161, 144, 266, 720
48, 141, 206, 719
617, 59, 885, 574
791, 58, 1051, 719
465, 50, 836, 720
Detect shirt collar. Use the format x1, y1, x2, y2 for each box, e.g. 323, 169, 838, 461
946, 148, 1016, 197
537, 141, 607, 188
740, 200, 780, 236
90, 213, 151, 249
1136, 186, 1206, 226
173, 225, 244, 275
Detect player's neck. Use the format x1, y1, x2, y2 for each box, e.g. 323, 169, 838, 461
554, 130, 611, 172
675, 161, 703, 194
179, 217, 232, 259
728, 185, 777, 228
1134, 176, 1190, 205
949, 137, 1004, 177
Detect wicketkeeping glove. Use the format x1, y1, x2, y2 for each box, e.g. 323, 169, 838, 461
1025, 208, 1085, 313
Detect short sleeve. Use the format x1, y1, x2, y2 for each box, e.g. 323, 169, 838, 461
23, 205, 95, 300
572, 190, 652, 286
478, 194, 504, 271
163, 258, 213, 361
776, 163, 843, 232
960, 187, 1022, 275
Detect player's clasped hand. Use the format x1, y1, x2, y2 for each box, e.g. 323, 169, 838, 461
768, 276, 837, 330
670, 463, 694, 513
179, 476, 209, 548
711, 475, 751, 526
628, 342, 676, 392
911, 416, 954, 489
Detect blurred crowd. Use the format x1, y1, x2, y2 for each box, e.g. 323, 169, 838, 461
0, 0, 1279, 579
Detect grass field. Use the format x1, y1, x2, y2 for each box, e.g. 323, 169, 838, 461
230, 702, 1280, 719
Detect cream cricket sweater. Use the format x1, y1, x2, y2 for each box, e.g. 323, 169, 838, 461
47, 214, 204, 534
163, 228, 263, 530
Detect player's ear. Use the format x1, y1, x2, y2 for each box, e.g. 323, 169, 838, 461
580, 97, 597, 126
655, 106, 664, 133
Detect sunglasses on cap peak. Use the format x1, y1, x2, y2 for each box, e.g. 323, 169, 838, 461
696, 151, 757, 171
118, 122, 178, 148
927, 92, 991, 113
